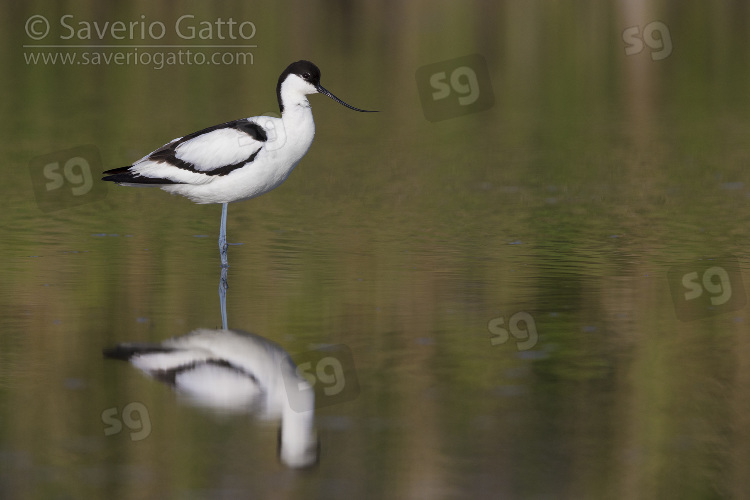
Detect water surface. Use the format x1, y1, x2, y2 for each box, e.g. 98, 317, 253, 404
3, 2, 750, 498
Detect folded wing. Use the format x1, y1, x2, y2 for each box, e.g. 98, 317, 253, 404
102, 119, 269, 185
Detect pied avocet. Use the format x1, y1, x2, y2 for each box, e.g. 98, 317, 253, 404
102, 60, 376, 267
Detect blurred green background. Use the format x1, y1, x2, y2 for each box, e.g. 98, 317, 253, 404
2, 1, 750, 498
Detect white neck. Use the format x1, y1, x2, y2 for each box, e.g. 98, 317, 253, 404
278, 365, 317, 467
278, 75, 315, 113
278, 92, 316, 165
279, 404, 316, 467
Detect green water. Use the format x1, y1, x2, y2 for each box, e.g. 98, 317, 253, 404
2, 1, 750, 498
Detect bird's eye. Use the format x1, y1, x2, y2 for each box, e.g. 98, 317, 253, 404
302, 73, 311, 80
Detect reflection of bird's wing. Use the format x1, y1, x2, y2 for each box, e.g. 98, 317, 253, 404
101, 118, 270, 186
102, 329, 296, 412
164, 360, 265, 411
103, 330, 279, 410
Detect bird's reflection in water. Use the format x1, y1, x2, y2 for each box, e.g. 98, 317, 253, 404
104, 328, 318, 468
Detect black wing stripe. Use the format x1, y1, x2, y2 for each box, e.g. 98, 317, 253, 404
149, 146, 261, 177
234, 121, 268, 142
150, 358, 262, 387
172, 119, 268, 147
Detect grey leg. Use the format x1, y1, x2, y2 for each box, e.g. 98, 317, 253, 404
219, 266, 229, 330
219, 203, 229, 268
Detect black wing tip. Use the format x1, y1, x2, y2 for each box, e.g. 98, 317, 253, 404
102, 175, 139, 184
102, 166, 131, 174
102, 166, 132, 175
102, 166, 134, 183
103, 343, 175, 361
102, 168, 180, 185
